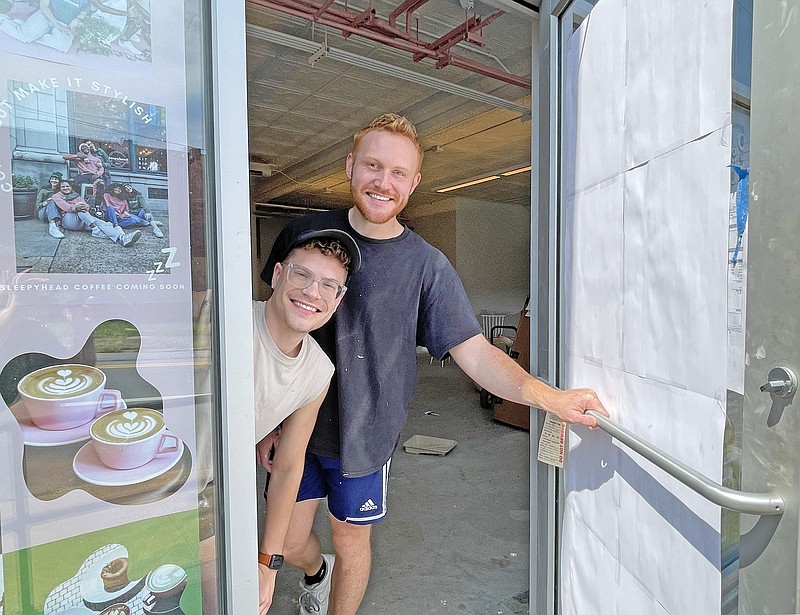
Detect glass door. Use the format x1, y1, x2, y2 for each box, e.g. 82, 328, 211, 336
551, 0, 745, 613
0, 1, 255, 613
737, 0, 800, 611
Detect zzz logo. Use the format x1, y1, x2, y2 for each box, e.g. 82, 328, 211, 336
147, 247, 182, 281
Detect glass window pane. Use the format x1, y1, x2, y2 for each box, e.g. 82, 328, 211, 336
0, 0, 223, 612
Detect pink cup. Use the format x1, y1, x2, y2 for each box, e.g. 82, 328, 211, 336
90, 408, 179, 470
18, 364, 120, 430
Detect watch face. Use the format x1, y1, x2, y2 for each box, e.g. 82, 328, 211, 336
269, 554, 284, 570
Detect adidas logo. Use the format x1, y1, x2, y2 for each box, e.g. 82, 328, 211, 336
359, 498, 378, 512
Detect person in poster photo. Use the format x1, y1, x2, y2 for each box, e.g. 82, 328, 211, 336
85, 140, 111, 168
91, 0, 150, 56
253, 229, 360, 614
36, 171, 63, 210
47, 178, 141, 246
103, 182, 163, 238
123, 182, 148, 211
0, 0, 127, 54
62, 141, 111, 202
37, 171, 67, 233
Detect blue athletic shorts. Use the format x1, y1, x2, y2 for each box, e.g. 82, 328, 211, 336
296, 452, 391, 525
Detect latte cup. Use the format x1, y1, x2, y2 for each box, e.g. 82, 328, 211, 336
18, 364, 120, 430
90, 408, 179, 470
143, 564, 188, 613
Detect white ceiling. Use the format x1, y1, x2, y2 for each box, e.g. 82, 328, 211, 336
245, 0, 536, 217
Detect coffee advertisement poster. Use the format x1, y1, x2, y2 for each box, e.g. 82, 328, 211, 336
0, 1, 210, 613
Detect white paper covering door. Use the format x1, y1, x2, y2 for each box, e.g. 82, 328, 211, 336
560, 1, 733, 614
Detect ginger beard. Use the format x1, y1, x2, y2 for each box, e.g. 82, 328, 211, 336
349, 181, 407, 225
346, 130, 421, 225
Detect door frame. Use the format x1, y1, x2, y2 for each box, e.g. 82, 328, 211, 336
532, 2, 597, 613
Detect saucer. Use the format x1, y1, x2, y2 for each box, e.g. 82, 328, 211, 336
81, 577, 144, 612
79, 545, 145, 611
143, 605, 184, 615
8, 393, 125, 447
73, 437, 184, 487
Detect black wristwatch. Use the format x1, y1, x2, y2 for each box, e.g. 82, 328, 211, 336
258, 552, 284, 570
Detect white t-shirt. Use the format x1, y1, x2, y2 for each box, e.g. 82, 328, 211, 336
252, 300, 334, 443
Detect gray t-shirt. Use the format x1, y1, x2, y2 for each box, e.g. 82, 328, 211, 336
264, 209, 481, 476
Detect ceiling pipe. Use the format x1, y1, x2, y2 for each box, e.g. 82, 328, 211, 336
264, 0, 417, 43
312, 0, 337, 19
411, 12, 504, 61
348, 6, 376, 27
248, 0, 531, 89
387, 0, 431, 29
248, 25, 532, 115
282, 0, 421, 43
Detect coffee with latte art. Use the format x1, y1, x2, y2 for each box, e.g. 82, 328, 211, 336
146, 563, 187, 592
91, 408, 165, 444
19, 364, 104, 400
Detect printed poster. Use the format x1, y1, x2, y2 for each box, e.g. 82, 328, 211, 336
0, 1, 211, 612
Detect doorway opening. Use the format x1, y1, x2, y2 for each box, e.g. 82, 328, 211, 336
245, 0, 537, 611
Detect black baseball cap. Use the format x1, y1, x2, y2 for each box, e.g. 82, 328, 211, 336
282, 229, 361, 276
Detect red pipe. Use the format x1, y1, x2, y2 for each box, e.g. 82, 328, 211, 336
388, 0, 430, 28
248, 0, 531, 89
312, 0, 336, 20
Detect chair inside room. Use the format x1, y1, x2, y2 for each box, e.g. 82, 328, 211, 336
480, 313, 515, 354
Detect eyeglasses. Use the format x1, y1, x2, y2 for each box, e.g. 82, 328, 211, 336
283, 262, 347, 300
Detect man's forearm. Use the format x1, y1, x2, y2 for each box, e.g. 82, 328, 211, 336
449, 334, 608, 427
450, 335, 557, 411
261, 467, 302, 555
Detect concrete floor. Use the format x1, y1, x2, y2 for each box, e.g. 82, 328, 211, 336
261, 354, 531, 615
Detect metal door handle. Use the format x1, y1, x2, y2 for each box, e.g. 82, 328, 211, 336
584, 411, 785, 516
759, 366, 797, 398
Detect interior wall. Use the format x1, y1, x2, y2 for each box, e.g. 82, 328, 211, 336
252, 215, 289, 300
455, 198, 530, 325
410, 209, 457, 266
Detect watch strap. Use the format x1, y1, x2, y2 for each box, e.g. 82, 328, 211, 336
258, 551, 284, 569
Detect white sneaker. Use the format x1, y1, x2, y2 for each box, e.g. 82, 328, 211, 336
151, 222, 164, 238
299, 554, 335, 615
48, 222, 64, 239
119, 230, 142, 247
119, 39, 142, 55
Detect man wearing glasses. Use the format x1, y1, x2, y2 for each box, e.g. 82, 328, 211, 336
260, 114, 609, 615
254, 228, 360, 614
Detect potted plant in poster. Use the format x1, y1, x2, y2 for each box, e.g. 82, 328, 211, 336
12, 174, 38, 220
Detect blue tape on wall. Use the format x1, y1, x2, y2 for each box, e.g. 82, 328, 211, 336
730, 164, 749, 266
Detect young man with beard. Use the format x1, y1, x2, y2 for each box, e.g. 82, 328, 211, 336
260, 113, 609, 615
